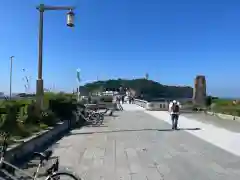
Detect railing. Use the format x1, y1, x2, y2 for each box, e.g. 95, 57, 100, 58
134, 99, 168, 111
134, 99, 148, 108
134, 98, 194, 111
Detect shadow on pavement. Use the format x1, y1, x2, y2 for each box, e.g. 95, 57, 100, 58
67, 127, 201, 135
176, 127, 201, 131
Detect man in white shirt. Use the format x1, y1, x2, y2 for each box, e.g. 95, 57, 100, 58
168, 100, 181, 130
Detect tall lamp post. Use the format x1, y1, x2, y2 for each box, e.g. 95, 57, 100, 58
36, 4, 75, 109
9, 56, 14, 100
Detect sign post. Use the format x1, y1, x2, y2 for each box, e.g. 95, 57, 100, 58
76, 69, 81, 102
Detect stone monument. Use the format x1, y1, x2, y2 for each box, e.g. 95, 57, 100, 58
193, 75, 206, 105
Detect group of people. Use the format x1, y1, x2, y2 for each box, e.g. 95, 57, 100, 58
115, 95, 134, 104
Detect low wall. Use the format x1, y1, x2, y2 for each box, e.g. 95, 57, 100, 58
134, 99, 168, 111
134, 99, 194, 111
5, 119, 74, 164
145, 102, 168, 111
134, 99, 148, 108
206, 111, 240, 122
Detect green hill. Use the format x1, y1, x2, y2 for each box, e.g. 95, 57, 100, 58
79, 78, 193, 100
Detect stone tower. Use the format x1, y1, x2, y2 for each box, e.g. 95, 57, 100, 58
193, 75, 206, 105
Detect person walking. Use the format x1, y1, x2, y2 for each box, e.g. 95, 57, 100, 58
168, 100, 181, 130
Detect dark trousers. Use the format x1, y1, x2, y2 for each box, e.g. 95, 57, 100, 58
171, 114, 179, 129
122, 97, 124, 104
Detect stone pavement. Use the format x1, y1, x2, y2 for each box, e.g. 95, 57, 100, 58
146, 109, 240, 157
46, 104, 240, 180
182, 112, 240, 133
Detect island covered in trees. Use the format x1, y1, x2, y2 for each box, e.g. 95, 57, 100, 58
79, 78, 193, 100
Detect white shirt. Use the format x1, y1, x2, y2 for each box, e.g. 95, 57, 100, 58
168, 101, 181, 114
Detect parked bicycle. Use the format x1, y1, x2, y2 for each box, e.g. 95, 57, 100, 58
89, 106, 113, 118
77, 106, 101, 125
0, 132, 81, 180
77, 103, 112, 124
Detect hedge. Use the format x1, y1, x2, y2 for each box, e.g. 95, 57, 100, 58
0, 92, 81, 141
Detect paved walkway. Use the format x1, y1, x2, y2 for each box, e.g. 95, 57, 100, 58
182, 112, 240, 133
49, 104, 240, 180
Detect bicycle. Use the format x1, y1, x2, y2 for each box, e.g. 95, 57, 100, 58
0, 132, 81, 180
81, 109, 103, 125
77, 105, 103, 125
89, 107, 113, 119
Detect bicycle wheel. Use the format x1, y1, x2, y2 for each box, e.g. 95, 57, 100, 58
88, 114, 99, 125
97, 113, 104, 124
45, 171, 81, 180
92, 113, 102, 124
98, 112, 104, 120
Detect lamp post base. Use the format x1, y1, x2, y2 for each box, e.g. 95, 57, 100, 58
36, 79, 44, 110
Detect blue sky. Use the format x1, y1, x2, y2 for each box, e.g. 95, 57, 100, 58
0, 0, 240, 97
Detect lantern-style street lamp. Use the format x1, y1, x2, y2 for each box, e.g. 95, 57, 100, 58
67, 10, 75, 27
36, 4, 76, 110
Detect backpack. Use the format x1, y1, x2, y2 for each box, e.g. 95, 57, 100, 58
172, 103, 180, 113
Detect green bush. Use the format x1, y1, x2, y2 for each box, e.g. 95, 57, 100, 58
48, 94, 77, 121
0, 101, 30, 137
209, 98, 240, 116
24, 102, 39, 125
0, 92, 79, 140
40, 110, 58, 126
213, 99, 233, 106
212, 106, 240, 116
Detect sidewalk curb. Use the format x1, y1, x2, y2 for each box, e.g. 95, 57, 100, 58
206, 111, 240, 123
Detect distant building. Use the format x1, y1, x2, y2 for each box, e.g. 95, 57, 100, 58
102, 91, 118, 96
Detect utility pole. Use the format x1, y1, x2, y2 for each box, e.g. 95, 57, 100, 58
9, 56, 14, 99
